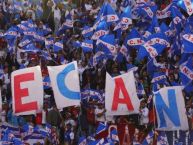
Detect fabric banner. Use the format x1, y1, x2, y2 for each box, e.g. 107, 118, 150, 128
153, 86, 189, 131
48, 61, 80, 109
105, 71, 140, 116
11, 66, 43, 116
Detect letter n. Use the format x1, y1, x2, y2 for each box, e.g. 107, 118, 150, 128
155, 89, 181, 128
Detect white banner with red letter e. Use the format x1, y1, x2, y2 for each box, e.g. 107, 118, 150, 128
11, 66, 43, 116
105, 71, 140, 116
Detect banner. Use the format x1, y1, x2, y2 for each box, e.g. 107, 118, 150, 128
105, 71, 140, 116
11, 66, 43, 116
153, 86, 189, 130
48, 61, 80, 109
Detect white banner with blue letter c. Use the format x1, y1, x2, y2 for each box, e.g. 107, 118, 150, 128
153, 86, 189, 131
48, 61, 80, 109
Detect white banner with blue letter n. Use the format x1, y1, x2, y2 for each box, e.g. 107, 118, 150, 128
153, 86, 189, 131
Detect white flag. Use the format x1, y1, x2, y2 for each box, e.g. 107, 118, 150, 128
11, 66, 43, 116
105, 71, 140, 116
48, 61, 80, 109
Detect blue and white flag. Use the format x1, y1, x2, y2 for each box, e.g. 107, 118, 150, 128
103, 3, 119, 24
96, 122, 108, 135
24, 43, 40, 53
179, 56, 193, 85
48, 61, 80, 109
157, 132, 168, 145
53, 40, 63, 52
81, 40, 93, 53
82, 26, 93, 38
151, 72, 167, 84
176, 0, 193, 16
141, 130, 154, 145
121, 6, 132, 26
139, 5, 157, 19
97, 34, 117, 55
92, 20, 109, 40
126, 28, 144, 49
45, 37, 54, 49
182, 33, 193, 53
137, 33, 169, 60
137, 82, 146, 96
110, 129, 119, 143
89, 51, 106, 66
18, 38, 31, 48
43, 76, 51, 90
153, 86, 189, 130
78, 136, 87, 145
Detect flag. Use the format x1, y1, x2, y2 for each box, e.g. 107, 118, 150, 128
137, 82, 146, 96
18, 38, 31, 48
179, 56, 193, 85
48, 61, 80, 109
45, 37, 54, 49
53, 40, 63, 52
156, 4, 172, 19
78, 136, 87, 145
139, 5, 157, 19
82, 26, 93, 38
11, 66, 44, 116
43, 76, 51, 90
121, 6, 132, 26
176, 0, 193, 16
110, 129, 119, 143
153, 86, 189, 130
182, 33, 193, 53
157, 131, 168, 145
97, 34, 117, 55
137, 33, 169, 60
36, 5, 43, 19
24, 43, 40, 53
151, 72, 167, 84
89, 51, 106, 66
4, 27, 19, 40
103, 3, 119, 24
92, 20, 109, 40
96, 122, 108, 135
81, 40, 93, 53
126, 28, 144, 49
142, 130, 154, 145
105, 71, 140, 116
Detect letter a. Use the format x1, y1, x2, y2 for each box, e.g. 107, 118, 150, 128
112, 78, 134, 111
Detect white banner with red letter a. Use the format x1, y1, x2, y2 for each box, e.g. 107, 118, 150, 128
11, 66, 44, 116
105, 71, 140, 116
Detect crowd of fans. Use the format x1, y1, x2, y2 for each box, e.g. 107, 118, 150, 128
0, 0, 192, 145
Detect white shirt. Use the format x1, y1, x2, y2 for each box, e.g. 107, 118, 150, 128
1, 110, 6, 122
53, 7, 61, 20
42, 110, 47, 124
140, 107, 149, 125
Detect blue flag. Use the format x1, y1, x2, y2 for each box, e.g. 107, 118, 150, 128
103, 3, 119, 25
81, 40, 93, 53
138, 5, 157, 19
157, 132, 168, 145
92, 20, 109, 40
97, 34, 117, 55
82, 26, 93, 38
96, 122, 108, 135
176, 0, 193, 16
126, 28, 144, 49
53, 40, 63, 52
24, 43, 40, 53
182, 33, 193, 53
179, 56, 193, 86
142, 130, 154, 145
